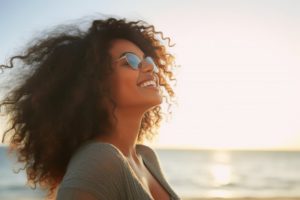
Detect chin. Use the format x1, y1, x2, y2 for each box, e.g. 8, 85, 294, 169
150, 96, 162, 106
147, 99, 162, 110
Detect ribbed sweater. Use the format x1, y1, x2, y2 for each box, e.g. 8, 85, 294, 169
56, 141, 181, 200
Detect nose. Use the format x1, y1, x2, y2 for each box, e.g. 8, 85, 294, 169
139, 59, 155, 73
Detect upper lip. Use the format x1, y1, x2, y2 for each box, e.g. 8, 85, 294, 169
137, 76, 158, 87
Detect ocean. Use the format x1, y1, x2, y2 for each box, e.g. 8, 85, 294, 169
1, 146, 300, 199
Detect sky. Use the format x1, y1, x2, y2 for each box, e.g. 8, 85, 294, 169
0, 0, 300, 150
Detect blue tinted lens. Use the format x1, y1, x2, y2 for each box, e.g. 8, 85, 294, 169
126, 53, 140, 69
145, 57, 159, 73
125, 53, 159, 73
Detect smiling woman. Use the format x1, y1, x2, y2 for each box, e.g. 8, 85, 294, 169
0, 17, 179, 199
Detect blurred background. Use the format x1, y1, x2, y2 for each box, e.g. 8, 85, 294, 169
0, 0, 300, 199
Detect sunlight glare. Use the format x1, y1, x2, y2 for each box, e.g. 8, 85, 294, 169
210, 164, 232, 187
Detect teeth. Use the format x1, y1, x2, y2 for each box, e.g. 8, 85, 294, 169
139, 80, 156, 88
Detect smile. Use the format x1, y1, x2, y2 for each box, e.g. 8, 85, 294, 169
138, 80, 157, 88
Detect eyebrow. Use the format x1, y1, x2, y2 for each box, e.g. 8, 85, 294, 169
118, 51, 145, 59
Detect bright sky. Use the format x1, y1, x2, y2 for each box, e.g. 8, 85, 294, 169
0, 0, 300, 150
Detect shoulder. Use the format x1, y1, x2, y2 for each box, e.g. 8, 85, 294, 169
136, 144, 160, 167
136, 144, 157, 157
62, 141, 126, 184
57, 142, 127, 199
136, 144, 169, 183
71, 141, 125, 166
70, 141, 125, 163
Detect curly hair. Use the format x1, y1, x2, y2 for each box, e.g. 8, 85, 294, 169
0, 17, 176, 197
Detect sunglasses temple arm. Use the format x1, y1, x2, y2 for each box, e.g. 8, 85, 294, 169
114, 55, 126, 63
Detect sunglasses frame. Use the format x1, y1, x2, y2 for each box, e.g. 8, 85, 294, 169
114, 52, 159, 73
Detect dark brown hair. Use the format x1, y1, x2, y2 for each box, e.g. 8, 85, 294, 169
0, 17, 176, 197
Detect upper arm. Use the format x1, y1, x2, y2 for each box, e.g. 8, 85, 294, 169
56, 144, 125, 200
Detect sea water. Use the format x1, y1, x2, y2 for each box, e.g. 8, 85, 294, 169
1, 146, 300, 199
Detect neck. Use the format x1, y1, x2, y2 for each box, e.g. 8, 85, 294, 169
95, 107, 144, 161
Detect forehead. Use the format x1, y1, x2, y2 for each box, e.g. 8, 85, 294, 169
109, 39, 144, 59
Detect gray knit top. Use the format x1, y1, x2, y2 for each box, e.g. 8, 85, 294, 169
56, 141, 181, 200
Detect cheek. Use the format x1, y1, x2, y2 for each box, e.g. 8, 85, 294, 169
110, 71, 139, 103
118, 79, 137, 97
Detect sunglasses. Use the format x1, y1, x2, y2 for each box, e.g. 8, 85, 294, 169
114, 52, 159, 73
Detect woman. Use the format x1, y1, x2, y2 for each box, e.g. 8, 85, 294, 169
1, 17, 180, 199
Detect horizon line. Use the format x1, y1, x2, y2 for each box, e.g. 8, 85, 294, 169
1, 143, 299, 152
